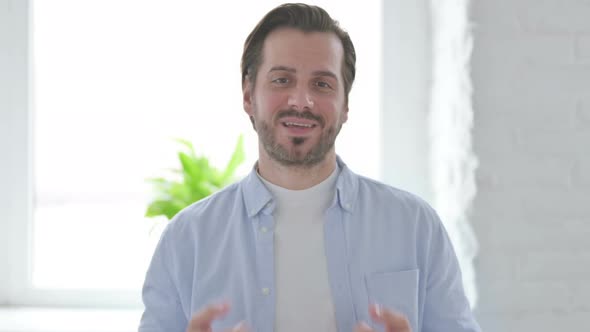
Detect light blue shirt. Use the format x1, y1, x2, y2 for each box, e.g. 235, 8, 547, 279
139, 158, 481, 332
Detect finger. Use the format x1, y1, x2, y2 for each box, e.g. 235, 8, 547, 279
354, 321, 375, 332
369, 303, 411, 331
187, 302, 231, 331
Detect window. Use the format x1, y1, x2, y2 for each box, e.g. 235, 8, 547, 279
1, 0, 382, 309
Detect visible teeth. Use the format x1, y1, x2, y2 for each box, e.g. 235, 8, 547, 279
285, 122, 313, 128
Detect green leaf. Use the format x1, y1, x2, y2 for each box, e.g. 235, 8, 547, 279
145, 199, 185, 219
178, 151, 202, 182
189, 182, 214, 203
219, 134, 246, 185
165, 182, 193, 204
146, 177, 176, 191
145, 135, 246, 221
173, 138, 196, 156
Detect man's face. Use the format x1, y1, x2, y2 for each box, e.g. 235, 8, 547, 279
243, 27, 348, 167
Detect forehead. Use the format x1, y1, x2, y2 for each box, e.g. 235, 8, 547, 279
260, 27, 344, 75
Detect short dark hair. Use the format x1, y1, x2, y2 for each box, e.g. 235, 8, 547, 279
241, 3, 356, 100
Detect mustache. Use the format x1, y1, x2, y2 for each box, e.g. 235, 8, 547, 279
276, 109, 325, 127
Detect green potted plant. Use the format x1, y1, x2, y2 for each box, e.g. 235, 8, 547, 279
145, 135, 246, 220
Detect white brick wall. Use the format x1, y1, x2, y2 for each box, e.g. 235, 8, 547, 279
471, 0, 590, 330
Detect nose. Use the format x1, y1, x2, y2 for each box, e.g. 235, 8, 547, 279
287, 86, 314, 110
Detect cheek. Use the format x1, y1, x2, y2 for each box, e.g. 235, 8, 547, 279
255, 91, 286, 115
318, 99, 346, 120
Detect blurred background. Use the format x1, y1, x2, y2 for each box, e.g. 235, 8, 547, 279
1, 0, 589, 331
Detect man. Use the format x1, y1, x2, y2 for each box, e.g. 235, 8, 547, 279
139, 3, 481, 332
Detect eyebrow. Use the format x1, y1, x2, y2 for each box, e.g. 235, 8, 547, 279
269, 66, 296, 73
268, 66, 338, 80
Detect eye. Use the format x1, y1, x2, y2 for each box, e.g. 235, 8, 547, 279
315, 80, 332, 89
272, 77, 289, 84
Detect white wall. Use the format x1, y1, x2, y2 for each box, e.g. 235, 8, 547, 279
471, 0, 590, 330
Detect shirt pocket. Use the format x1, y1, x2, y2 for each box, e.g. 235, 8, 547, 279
364, 269, 419, 331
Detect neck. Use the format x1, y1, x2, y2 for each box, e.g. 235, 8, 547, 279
257, 149, 337, 190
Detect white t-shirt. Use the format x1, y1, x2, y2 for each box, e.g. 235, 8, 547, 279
258, 167, 339, 332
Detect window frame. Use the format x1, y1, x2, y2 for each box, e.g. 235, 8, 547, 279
0, 0, 143, 308
0, 0, 444, 310
0, 0, 33, 307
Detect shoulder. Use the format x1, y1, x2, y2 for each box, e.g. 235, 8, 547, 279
358, 174, 428, 205
163, 180, 244, 235
351, 172, 438, 221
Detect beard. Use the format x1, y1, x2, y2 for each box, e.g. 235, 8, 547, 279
252, 108, 343, 168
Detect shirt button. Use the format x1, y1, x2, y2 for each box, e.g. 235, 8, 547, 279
262, 288, 270, 295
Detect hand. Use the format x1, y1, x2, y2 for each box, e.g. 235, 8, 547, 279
186, 302, 248, 332
354, 303, 412, 332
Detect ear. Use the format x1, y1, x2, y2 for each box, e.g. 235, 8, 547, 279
342, 105, 349, 123
242, 78, 254, 116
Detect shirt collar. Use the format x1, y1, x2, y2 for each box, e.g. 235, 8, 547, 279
333, 155, 358, 213
241, 164, 274, 218
241, 155, 359, 218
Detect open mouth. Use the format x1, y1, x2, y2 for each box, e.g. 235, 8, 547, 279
282, 121, 317, 129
